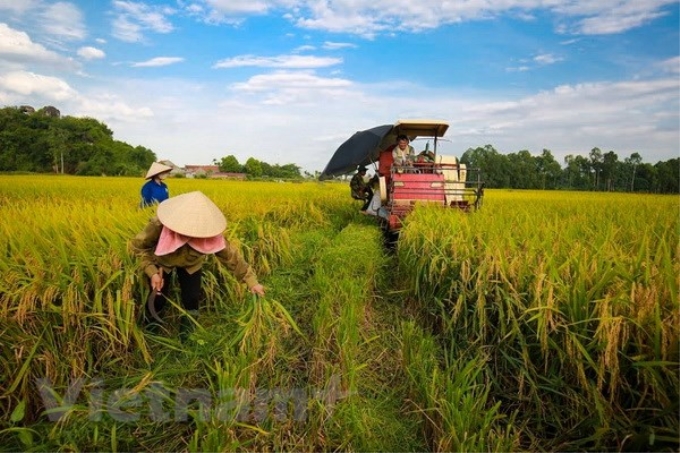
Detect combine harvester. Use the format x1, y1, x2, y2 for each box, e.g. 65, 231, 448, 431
320, 119, 484, 242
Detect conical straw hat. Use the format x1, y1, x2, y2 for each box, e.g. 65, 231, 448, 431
156, 191, 227, 238
145, 162, 173, 179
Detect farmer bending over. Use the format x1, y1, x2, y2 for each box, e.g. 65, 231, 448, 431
130, 191, 265, 340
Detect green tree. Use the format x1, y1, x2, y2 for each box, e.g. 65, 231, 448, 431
47, 124, 69, 173
460, 145, 510, 188
563, 154, 576, 188
260, 161, 273, 177
624, 152, 643, 192
589, 147, 603, 190
654, 158, 679, 193
602, 150, 618, 191
506, 150, 538, 189
217, 155, 243, 173
536, 149, 561, 189
0, 105, 157, 176
244, 157, 263, 177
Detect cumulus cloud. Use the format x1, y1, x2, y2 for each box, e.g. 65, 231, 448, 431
438, 77, 679, 161
322, 41, 357, 50
534, 53, 563, 65
658, 56, 680, 74
506, 65, 530, 72
0, 70, 78, 102
214, 54, 342, 69
181, 0, 270, 24
232, 70, 351, 90
553, 0, 673, 34
0, 23, 77, 69
132, 57, 184, 67
0, 0, 41, 15
202, 0, 269, 14
39, 2, 86, 41
49, 66, 675, 172
294, 45, 316, 52
75, 93, 154, 121
111, 0, 175, 42
0, 71, 154, 127
229, 70, 354, 104
194, 0, 674, 36
77, 46, 105, 60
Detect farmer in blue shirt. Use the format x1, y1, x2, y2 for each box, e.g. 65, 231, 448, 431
140, 162, 172, 208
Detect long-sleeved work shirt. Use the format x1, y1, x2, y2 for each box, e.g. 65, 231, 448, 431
130, 217, 259, 288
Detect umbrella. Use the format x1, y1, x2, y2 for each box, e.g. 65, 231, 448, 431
319, 124, 394, 180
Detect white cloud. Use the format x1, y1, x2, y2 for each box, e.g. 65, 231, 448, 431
59, 69, 676, 173
506, 65, 530, 72
214, 54, 342, 69
228, 71, 355, 105
658, 56, 680, 75
279, 0, 677, 36
0, 23, 77, 69
294, 44, 316, 52
75, 94, 154, 122
323, 41, 357, 50
0, 0, 41, 15
132, 57, 184, 67
202, 0, 269, 14
0, 70, 78, 102
111, 0, 175, 42
553, 0, 673, 34
231, 70, 352, 92
111, 16, 143, 43
39, 2, 86, 41
534, 53, 563, 65
439, 77, 679, 162
575, 10, 667, 34
0, 1, 674, 173
77, 46, 105, 60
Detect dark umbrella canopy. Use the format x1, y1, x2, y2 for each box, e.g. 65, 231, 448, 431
319, 124, 394, 180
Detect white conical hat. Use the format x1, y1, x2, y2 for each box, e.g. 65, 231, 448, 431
145, 162, 173, 179
156, 191, 227, 238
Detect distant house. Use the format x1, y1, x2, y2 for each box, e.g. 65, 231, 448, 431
184, 164, 218, 177
211, 172, 247, 180
183, 164, 246, 180
158, 160, 184, 176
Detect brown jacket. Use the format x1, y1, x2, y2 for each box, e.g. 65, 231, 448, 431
130, 217, 259, 288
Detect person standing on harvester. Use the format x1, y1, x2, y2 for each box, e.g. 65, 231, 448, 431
350, 165, 373, 212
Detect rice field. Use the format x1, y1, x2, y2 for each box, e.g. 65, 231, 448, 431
0, 175, 677, 452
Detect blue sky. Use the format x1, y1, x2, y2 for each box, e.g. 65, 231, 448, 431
0, 0, 678, 173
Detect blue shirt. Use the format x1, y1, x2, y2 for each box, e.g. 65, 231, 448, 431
140, 180, 169, 207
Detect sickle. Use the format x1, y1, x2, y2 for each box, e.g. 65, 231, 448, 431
146, 290, 165, 324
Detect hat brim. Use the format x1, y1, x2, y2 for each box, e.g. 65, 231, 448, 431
156, 191, 227, 238
145, 162, 173, 179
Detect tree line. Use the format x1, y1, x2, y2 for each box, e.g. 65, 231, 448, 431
214, 155, 302, 179
1, 104, 675, 191
461, 145, 678, 193
0, 105, 304, 179
0, 106, 156, 176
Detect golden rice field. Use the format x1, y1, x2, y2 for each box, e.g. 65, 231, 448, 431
0, 174, 677, 452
